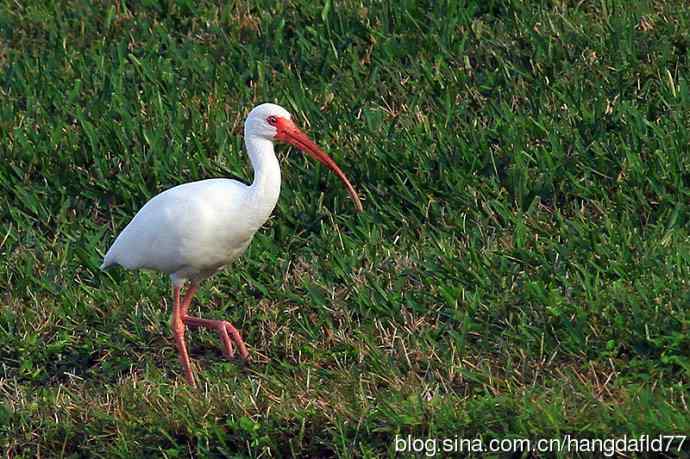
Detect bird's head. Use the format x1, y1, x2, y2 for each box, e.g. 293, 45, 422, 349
245, 103, 363, 212
244, 103, 293, 140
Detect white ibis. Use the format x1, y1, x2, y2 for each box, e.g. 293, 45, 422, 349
101, 103, 362, 386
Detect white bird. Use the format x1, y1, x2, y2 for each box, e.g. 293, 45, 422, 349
101, 103, 362, 386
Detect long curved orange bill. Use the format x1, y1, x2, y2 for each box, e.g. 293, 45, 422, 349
276, 117, 363, 212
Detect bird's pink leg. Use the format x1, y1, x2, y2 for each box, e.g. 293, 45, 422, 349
171, 286, 196, 386
178, 285, 249, 362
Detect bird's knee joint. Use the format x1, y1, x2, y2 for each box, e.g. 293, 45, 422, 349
171, 319, 185, 336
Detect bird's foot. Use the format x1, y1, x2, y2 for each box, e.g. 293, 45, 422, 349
182, 316, 250, 362
172, 325, 196, 387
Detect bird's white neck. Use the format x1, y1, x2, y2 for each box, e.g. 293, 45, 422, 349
245, 135, 281, 228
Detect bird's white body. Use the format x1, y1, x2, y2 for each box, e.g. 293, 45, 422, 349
102, 179, 258, 285
102, 105, 285, 287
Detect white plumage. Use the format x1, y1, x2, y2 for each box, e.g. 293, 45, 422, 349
101, 103, 362, 386
102, 178, 256, 285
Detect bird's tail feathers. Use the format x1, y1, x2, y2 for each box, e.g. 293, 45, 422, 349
100, 255, 115, 271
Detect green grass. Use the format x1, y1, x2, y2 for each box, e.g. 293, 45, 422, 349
1, 0, 689, 457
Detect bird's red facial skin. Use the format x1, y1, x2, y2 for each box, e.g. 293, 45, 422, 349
272, 116, 295, 143
273, 116, 363, 212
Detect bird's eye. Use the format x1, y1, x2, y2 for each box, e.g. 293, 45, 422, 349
266, 115, 278, 126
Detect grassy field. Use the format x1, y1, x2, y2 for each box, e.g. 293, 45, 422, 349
1, 0, 689, 457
